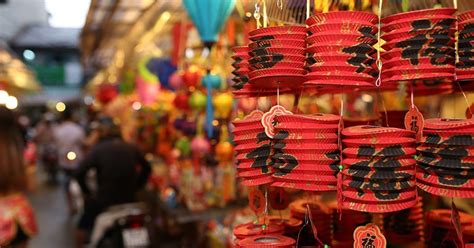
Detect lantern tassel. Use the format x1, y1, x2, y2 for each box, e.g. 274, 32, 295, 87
206, 72, 215, 138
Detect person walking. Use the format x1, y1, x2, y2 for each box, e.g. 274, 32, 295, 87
0, 107, 38, 248
54, 109, 85, 215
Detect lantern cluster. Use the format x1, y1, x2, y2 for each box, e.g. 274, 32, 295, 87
305, 12, 379, 90
381, 8, 457, 93
456, 10, 474, 82
248, 25, 307, 89
416, 118, 474, 198
341, 125, 418, 213
271, 114, 341, 191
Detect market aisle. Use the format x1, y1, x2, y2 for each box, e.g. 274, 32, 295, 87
28, 171, 75, 248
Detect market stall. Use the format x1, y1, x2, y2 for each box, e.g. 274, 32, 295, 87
80, 0, 474, 247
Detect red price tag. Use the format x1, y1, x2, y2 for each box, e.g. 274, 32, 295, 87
261, 105, 292, 138
353, 223, 387, 248
404, 106, 424, 142
248, 188, 265, 215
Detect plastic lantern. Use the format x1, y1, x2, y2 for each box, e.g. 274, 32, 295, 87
137, 57, 160, 105
191, 135, 211, 154
182, 69, 201, 88
215, 141, 233, 162
189, 90, 207, 111
202, 73, 221, 89
135, 75, 160, 105
146, 58, 176, 90
173, 92, 190, 110
175, 137, 191, 157
237, 98, 257, 113
213, 92, 233, 119
182, 0, 236, 49
169, 72, 184, 90
96, 84, 118, 105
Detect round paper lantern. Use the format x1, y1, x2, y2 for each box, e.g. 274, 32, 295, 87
175, 137, 191, 157
135, 75, 160, 105
188, 91, 207, 111
213, 92, 233, 119
96, 84, 118, 104
169, 72, 184, 90
191, 135, 211, 154
202, 73, 221, 89
173, 92, 190, 110
215, 141, 233, 162
182, 69, 201, 88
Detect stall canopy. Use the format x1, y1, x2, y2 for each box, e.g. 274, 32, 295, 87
0, 41, 41, 93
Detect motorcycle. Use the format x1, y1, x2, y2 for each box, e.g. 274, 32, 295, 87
90, 202, 154, 248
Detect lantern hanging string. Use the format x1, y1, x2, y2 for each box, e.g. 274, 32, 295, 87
277, 0, 283, 10
296, 209, 310, 247
456, 81, 473, 117
454, 0, 459, 65
375, 0, 383, 87
262, 0, 268, 28
306, 0, 311, 20
254, 2, 261, 29
277, 86, 280, 106
410, 83, 415, 109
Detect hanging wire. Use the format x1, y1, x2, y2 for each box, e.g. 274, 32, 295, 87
375, 0, 383, 87
456, 81, 473, 117
254, 2, 262, 28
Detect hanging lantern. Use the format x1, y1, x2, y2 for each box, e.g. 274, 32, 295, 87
182, 0, 236, 49
456, 10, 474, 84
182, 69, 201, 88
305, 11, 378, 92
215, 141, 233, 162
173, 92, 190, 110
96, 84, 118, 105
416, 118, 474, 198
271, 114, 341, 191
381, 8, 457, 94
188, 90, 207, 111
213, 92, 233, 119
341, 125, 418, 213
232, 111, 273, 186
247, 26, 307, 89
169, 71, 184, 90
191, 135, 211, 154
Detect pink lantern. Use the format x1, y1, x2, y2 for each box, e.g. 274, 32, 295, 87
191, 135, 211, 154
169, 72, 184, 90
136, 75, 160, 105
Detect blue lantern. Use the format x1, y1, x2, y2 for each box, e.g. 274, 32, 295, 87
182, 0, 236, 49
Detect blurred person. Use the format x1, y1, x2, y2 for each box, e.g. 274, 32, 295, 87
54, 109, 85, 214
0, 107, 38, 248
74, 117, 151, 248
34, 114, 58, 184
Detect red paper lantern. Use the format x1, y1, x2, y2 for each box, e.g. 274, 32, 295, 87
96, 84, 118, 104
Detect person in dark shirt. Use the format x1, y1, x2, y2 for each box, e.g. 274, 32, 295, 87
74, 117, 151, 248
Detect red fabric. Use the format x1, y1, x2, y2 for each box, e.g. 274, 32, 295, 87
0, 194, 38, 246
